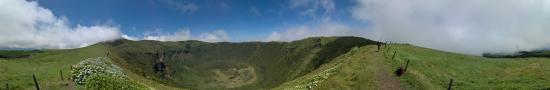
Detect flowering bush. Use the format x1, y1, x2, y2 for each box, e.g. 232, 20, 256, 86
71, 57, 124, 85
292, 63, 341, 89
71, 57, 149, 90
86, 74, 148, 90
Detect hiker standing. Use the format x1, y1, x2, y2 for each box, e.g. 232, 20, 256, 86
377, 42, 381, 52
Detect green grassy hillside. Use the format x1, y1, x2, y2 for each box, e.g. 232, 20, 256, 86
384, 44, 550, 89
1, 37, 549, 90
0, 44, 182, 90
275, 44, 550, 90
0, 44, 108, 89
102, 36, 375, 89
0, 50, 42, 59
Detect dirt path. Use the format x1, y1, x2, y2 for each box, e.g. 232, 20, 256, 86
273, 45, 403, 90
365, 46, 403, 90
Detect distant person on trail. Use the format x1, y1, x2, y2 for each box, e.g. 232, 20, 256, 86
377, 42, 381, 52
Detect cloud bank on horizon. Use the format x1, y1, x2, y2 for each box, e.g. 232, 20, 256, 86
0, 0, 231, 49
352, 0, 550, 55
0, 0, 121, 49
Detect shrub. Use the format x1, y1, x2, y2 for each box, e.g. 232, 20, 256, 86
71, 57, 149, 90
71, 57, 124, 85
85, 74, 148, 90
293, 63, 340, 89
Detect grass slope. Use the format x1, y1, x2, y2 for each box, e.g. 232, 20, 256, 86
384, 44, 550, 89
0, 44, 107, 89
276, 44, 550, 90
0, 44, 181, 90
274, 45, 401, 90
1, 37, 549, 90
102, 36, 375, 89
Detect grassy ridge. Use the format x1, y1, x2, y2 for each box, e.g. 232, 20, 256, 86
103, 36, 374, 89
0, 36, 373, 90
0, 44, 107, 89
2, 37, 548, 90
275, 45, 396, 90
384, 44, 550, 89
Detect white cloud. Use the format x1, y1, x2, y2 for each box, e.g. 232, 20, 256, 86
290, 0, 335, 11
352, 0, 550, 55
176, 2, 198, 13
250, 7, 262, 17
0, 0, 121, 49
157, 0, 199, 14
143, 28, 192, 41
268, 0, 365, 42
198, 30, 230, 42
266, 21, 366, 41
289, 0, 335, 18
139, 29, 230, 42
122, 34, 139, 41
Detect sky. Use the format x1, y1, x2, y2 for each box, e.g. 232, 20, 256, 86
34, 0, 360, 41
1, 0, 550, 55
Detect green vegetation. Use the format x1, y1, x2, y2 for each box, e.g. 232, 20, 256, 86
276, 45, 398, 90
1, 36, 549, 90
71, 57, 148, 90
103, 36, 374, 89
0, 44, 107, 89
274, 58, 343, 90
71, 57, 125, 85
483, 50, 550, 58
290, 61, 341, 90
384, 44, 550, 89
277, 44, 550, 90
85, 72, 148, 90
0, 50, 41, 59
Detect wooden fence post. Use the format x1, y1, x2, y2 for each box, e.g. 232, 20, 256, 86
447, 79, 453, 90
404, 59, 410, 72
33, 74, 40, 90
386, 43, 390, 52
392, 51, 397, 59
60, 70, 64, 81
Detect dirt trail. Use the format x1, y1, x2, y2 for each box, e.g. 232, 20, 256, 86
366, 46, 403, 90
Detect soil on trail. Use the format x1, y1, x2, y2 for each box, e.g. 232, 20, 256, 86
313, 45, 402, 90
367, 46, 403, 90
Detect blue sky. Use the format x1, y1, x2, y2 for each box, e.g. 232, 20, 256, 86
36, 0, 360, 41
